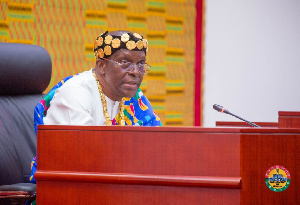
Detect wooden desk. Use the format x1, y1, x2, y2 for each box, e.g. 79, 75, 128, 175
35, 124, 300, 204
278, 111, 300, 128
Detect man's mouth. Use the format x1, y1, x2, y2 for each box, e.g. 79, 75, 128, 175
123, 82, 139, 89
127, 82, 136, 85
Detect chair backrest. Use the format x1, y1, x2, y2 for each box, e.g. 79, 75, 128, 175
0, 43, 51, 185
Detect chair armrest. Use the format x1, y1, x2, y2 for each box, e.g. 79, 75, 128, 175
0, 183, 36, 204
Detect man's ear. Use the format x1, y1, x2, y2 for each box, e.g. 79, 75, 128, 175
96, 59, 106, 75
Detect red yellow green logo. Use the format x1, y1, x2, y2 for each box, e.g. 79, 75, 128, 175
265, 165, 291, 192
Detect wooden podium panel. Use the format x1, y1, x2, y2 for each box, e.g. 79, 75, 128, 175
35, 125, 300, 204
279, 111, 300, 128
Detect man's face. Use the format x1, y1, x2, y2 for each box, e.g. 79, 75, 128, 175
102, 49, 145, 100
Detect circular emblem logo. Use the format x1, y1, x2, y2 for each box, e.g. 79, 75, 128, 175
265, 165, 291, 192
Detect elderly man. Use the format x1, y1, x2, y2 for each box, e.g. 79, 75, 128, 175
30, 30, 161, 183
43, 30, 160, 126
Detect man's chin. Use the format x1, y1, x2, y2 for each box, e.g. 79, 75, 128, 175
122, 89, 139, 99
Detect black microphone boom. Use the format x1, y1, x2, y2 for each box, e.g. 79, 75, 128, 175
213, 104, 260, 128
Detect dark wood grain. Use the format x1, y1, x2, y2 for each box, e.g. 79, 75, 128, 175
35, 123, 300, 204
35, 171, 241, 188
36, 126, 241, 204
241, 133, 299, 205
279, 111, 300, 128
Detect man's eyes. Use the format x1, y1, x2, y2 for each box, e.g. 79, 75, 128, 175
120, 60, 129, 64
120, 60, 145, 65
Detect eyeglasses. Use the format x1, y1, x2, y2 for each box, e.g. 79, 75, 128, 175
101, 58, 151, 74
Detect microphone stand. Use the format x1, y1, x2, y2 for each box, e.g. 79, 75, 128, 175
213, 104, 260, 128
226, 110, 260, 128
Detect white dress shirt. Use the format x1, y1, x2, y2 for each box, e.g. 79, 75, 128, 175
44, 69, 120, 125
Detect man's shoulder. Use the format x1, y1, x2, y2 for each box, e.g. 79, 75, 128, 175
61, 69, 95, 89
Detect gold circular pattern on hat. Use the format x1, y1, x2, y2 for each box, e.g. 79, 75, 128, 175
126, 40, 136, 50
96, 37, 103, 46
112, 38, 121, 48
104, 45, 112, 55
104, 35, 113, 44
121, 33, 130, 43
136, 40, 144, 50
133, 33, 142, 39
143, 39, 148, 48
98, 48, 104, 58
94, 51, 98, 59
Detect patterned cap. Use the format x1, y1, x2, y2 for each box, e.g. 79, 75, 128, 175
94, 31, 148, 59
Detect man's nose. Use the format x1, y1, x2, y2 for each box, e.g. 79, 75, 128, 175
128, 64, 140, 75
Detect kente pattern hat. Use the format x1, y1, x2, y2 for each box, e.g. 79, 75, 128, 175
94, 31, 148, 59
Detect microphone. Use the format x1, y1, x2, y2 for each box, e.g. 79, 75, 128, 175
213, 104, 260, 128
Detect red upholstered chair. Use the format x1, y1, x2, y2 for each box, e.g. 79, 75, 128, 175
0, 43, 51, 204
